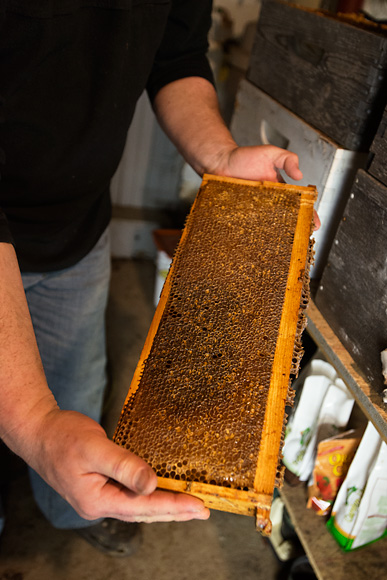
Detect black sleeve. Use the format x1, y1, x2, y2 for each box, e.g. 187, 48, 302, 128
0, 5, 11, 245
0, 116, 12, 244
146, 0, 215, 102
0, 208, 14, 245
0, 106, 11, 244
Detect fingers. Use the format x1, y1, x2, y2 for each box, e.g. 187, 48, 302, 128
69, 436, 210, 522
76, 468, 210, 522
33, 411, 209, 524
281, 151, 303, 181
313, 209, 321, 231
93, 441, 210, 521
224, 145, 303, 183
92, 436, 158, 495
101, 485, 211, 523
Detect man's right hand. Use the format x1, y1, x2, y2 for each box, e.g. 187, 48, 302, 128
28, 408, 211, 523
0, 242, 209, 524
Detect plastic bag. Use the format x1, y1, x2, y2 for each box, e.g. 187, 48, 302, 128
297, 378, 355, 482
283, 359, 336, 478
327, 421, 386, 550
307, 429, 361, 516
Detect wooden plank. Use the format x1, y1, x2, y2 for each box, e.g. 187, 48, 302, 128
280, 481, 387, 580
247, 0, 387, 150
155, 477, 267, 518
315, 169, 387, 397
254, 194, 315, 499
369, 105, 387, 187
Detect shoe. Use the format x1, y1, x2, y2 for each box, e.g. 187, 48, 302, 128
77, 519, 142, 557
289, 555, 317, 580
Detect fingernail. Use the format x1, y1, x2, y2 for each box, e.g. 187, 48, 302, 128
134, 468, 154, 493
190, 502, 208, 513
193, 507, 211, 519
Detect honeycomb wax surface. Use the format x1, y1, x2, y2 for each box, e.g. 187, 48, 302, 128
114, 178, 308, 492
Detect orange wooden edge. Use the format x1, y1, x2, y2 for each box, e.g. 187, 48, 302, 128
156, 476, 273, 534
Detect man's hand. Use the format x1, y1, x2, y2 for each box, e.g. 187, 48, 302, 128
152, 77, 303, 182
0, 242, 209, 524
210, 143, 303, 184
153, 77, 303, 183
31, 409, 210, 523
211, 144, 320, 231
153, 77, 320, 230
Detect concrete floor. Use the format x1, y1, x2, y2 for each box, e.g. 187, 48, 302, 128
0, 259, 290, 580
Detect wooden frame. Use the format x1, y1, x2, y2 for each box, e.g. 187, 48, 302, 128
114, 174, 317, 534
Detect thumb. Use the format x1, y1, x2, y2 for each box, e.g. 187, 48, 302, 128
94, 436, 158, 495
282, 152, 303, 181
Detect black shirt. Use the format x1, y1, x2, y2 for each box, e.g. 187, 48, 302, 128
0, 0, 214, 271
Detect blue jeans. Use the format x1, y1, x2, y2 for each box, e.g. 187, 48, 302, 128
21, 228, 111, 529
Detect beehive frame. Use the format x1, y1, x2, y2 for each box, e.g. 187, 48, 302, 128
114, 174, 317, 533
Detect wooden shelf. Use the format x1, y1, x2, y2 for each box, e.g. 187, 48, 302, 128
279, 300, 387, 579
306, 301, 387, 443
280, 482, 387, 580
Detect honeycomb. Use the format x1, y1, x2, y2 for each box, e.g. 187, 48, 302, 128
114, 175, 316, 511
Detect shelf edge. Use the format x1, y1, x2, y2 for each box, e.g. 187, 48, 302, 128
306, 301, 387, 443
